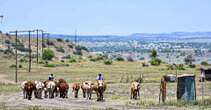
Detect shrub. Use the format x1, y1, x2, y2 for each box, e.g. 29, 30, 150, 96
20, 58, 27, 62
9, 64, 16, 68
142, 62, 149, 67
19, 64, 22, 68
69, 57, 77, 63
116, 56, 124, 61
189, 64, 196, 68
73, 49, 82, 56
201, 61, 209, 66
42, 49, 55, 60
127, 56, 134, 62
60, 60, 65, 63
139, 57, 145, 60
47, 41, 55, 46
177, 64, 185, 70
67, 44, 73, 48
56, 46, 65, 53
44, 64, 56, 68
75, 45, 88, 52
150, 58, 162, 66
4, 49, 13, 54
56, 38, 63, 42
5, 40, 10, 44
89, 54, 106, 62
104, 59, 113, 65
65, 39, 69, 42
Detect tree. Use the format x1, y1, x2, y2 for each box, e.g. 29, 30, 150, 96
150, 49, 158, 60
184, 54, 195, 65
42, 49, 55, 60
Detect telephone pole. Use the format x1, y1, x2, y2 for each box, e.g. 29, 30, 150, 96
9, 30, 18, 83
75, 30, 77, 46
34, 29, 44, 64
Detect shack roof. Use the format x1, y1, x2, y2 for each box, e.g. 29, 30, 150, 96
177, 74, 195, 78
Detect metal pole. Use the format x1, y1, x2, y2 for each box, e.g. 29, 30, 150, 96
28, 31, 31, 72
41, 31, 44, 56
75, 30, 77, 46
15, 30, 18, 83
36, 29, 39, 64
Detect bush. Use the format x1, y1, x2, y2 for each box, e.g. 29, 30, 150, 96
56, 46, 65, 53
56, 38, 63, 42
104, 59, 113, 65
201, 61, 209, 66
19, 64, 22, 68
89, 54, 106, 62
42, 49, 55, 60
150, 58, 162, 66
73, 49, 82, 56
75, 45, 88, 52
189, 64, 196, 68
65, 39, 69, 42
9, 64, 16, 68
142, 62, 149, 67
177, 64, 185, 70
139, 57, 145, 60
67, 44, 73, 48
5, 40, 10, 44
116, 56, 124, 61
20, 58, 27, 62
60, 60, 65, 63
127, 56, 134, 62
44, 64, 56, 68
69, 57, 77, 63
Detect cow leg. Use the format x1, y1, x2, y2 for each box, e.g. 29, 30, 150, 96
75, 90, 78, 98
82, 89, 86, 98
130, 90, 133, 99
23, 90, 26, 99
27, 91, 32, 100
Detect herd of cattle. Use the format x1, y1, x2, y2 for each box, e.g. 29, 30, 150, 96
21, 79, 140, 101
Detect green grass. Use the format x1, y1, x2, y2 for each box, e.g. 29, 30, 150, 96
0, 83, 20, 93
0, 54, 211, 109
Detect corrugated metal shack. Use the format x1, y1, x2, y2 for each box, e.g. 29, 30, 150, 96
177, 74, 196, 102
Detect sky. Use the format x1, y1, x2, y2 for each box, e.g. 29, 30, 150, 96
0, 0, 211, 35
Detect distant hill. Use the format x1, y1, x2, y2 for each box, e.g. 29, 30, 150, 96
0, 33, 90, 60
48, 32, 211, 42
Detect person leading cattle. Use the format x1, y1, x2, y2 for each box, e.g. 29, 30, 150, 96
48, 73, 54, 81
96, 73, 104, 81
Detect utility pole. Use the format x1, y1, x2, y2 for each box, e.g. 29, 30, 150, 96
13, 30, 35, 72
15, 31, 18, 83
28, 31, 31, 72
41, 31, 44, 56
36, 29, 39, 63
34, 29, 44, 64
75, 30, 77, 46
0, 15, 4, 44
9, 30, 18, 83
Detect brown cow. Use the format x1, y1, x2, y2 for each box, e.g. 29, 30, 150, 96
22, 81, 36, 100
72, 83, 80, 98
58, 79, 69, 98
130, 81, 140, 100
93, 80, 106, 101
81, 81, 94, 100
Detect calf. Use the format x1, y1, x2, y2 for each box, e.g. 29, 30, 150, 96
72, 83, 80, 98
130, 81, 140, 100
